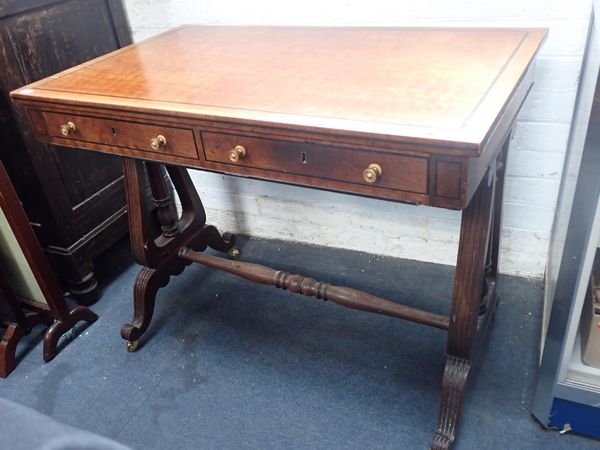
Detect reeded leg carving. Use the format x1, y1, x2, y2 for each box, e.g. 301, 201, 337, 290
43, 306, 98, 362
120, 264, 183, 351
433, 152, 499, 449
432, 356, 472, 450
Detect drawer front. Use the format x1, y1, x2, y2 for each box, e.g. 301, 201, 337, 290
42, 111, 199, 159
202, 132, 428, 194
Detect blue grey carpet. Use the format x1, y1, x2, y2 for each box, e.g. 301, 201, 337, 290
1, 237, 596, 449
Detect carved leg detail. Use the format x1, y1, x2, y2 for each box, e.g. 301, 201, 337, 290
146, 162, 179, 238
43, 306, 98, 362
432, 356, 472, 450
120, 225, 239, 351
120, 267, 172, 349
121, 158, 239, 350
433, 154, 499, 449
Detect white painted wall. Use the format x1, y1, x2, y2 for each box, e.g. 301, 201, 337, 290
123, 0, 592, 278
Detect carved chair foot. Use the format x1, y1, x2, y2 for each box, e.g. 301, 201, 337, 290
43, 306, 98, 362
432, 355, 472, 450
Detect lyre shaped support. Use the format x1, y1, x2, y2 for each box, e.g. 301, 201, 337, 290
120, 159, 236, 349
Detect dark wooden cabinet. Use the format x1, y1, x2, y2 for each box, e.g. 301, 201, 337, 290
0, 0, 133, 303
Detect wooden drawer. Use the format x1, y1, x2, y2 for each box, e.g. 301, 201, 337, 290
202, 132, 428, 194
42, 111, 199, 159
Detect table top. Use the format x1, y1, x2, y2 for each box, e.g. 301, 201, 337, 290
12, 25, 546, 153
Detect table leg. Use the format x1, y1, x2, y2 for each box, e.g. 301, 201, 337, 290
120, 159, 237, 351
432, 154, 502, 449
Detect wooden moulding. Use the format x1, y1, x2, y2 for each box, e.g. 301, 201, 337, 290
179, 248, 450, 331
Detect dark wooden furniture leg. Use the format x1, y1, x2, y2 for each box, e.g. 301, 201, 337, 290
0, 269, 52, 377
0, 312, 51, 378
42, 306, 98, 361
120, 159, 237, 351
432, 146, 506, 449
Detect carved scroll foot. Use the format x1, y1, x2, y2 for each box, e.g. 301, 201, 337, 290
432, 356, 472, 450
120, 225, 235, 351
120, 259, 189, 350
43, 306, 98, 362
120, 267, 171, 349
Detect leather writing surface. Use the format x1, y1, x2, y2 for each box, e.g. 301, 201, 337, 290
13, 26, 547, 150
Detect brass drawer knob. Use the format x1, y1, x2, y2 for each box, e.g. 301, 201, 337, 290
228, 145, 246, 163
150, 135, 167, 150
362, 163, 382, 183
60, 121, 76, 136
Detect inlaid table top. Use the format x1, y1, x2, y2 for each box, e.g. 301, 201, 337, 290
12, 25, 546, 153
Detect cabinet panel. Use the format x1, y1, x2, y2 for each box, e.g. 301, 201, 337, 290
4, 0, 119, 83
0, 0, 132, 303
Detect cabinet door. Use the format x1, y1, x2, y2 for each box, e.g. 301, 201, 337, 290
0, 0, 132, 248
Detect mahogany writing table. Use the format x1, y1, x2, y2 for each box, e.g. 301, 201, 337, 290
11, 26, 546, 449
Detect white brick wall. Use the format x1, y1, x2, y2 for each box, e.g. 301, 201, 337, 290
123, 0, 593, 278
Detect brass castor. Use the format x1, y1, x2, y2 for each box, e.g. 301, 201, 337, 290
228, 247, 241, 260
126, 340, 139, 352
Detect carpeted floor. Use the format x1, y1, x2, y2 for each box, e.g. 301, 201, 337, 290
1, 236, 596, 449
